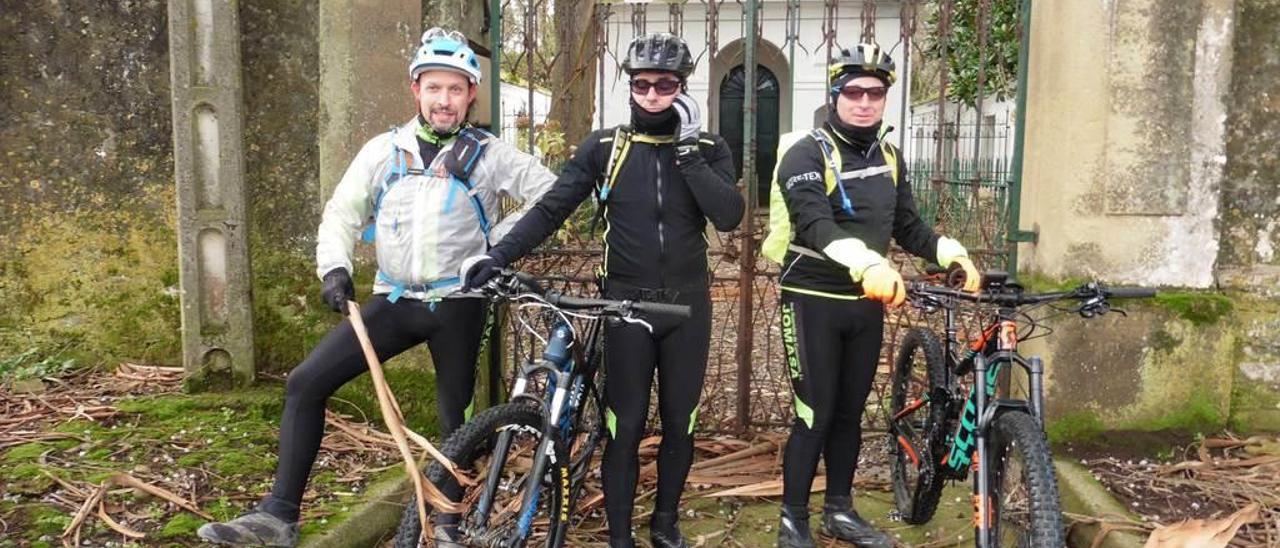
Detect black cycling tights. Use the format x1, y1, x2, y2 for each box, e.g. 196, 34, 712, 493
258, 296, 486, 523
779, 291, 884, 509
600, 286, 711, 542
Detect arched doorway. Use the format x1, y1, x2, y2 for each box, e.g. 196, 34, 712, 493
719, 65, 780, 207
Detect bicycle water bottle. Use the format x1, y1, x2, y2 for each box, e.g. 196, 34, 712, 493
543, 323, 573, 371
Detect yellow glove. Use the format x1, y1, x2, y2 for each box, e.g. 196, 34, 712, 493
860, 263, 906, 307
951, 256, 981, 293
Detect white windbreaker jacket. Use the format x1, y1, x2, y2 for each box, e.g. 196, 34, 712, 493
315, 117, 556, 301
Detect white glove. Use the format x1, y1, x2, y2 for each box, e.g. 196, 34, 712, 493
672, 94, 702, 142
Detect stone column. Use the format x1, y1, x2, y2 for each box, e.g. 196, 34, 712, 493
319, 0, 421, 203
167, 0, 255, 387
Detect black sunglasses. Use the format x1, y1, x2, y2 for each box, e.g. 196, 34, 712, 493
839, 85, 889, 101
630, 79, 682, 96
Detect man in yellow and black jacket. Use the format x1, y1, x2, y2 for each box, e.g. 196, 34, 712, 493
763, 43, 979, 548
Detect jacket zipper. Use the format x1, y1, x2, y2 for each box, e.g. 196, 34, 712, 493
655, 156, 666, 255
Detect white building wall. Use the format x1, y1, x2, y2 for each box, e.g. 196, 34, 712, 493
906, 96, 1017, 169
498, 81, 552, 150
597, 0, 909, 143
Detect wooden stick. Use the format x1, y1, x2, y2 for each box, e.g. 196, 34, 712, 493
110, 474, 213, 520
62, 482, 106, 545
97, 499, 145, 539
346, 301, 460, 541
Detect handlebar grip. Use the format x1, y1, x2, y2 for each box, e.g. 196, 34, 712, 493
631, 301, 692, 319
511, 270, 546, 294
1106, 287, 1157, 299
548, 293, 604, 310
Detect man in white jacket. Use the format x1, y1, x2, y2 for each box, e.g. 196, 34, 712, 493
198, 27, 556, 547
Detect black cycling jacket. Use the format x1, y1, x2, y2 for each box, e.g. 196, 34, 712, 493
775, 122, 940, 296
489, 126, 744, 290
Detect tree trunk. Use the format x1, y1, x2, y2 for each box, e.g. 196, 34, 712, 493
548, 0, 599, 148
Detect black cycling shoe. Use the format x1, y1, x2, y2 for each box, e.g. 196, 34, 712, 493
650, 510, 690, 548
608, 535, 637, 548
820, 497, 894, 548
777, 505, 816, 548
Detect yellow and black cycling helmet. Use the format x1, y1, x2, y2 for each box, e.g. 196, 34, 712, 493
828, 42, 897, 91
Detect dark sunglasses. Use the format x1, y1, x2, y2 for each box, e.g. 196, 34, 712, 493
630, 79, 682, 96
839, 85, 889, 101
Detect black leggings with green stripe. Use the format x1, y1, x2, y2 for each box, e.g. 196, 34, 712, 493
258, 296, 487, 523
779, 290, 885, 508
600, 284, 711, 542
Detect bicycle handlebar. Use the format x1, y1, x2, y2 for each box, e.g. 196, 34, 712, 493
1105, 287, 1157, 299
907, 281, 1157, 308
485, 270, 693, 319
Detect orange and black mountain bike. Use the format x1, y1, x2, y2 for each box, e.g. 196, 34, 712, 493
887, 270, 1155, 547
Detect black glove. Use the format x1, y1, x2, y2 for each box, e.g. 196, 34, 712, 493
460, 254, 503, 291
321, 268, 355, 314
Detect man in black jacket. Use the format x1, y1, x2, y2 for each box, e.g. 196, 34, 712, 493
763, 43, 979, 548
462, 32, 744, 548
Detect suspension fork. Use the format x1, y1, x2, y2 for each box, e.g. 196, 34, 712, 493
973, 354, 992, 548
1029, 356, 1045, 421
513, 368, 572, 537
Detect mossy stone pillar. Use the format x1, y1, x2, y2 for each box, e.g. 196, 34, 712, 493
319, 0, 421, 203
167, 0, 255, 388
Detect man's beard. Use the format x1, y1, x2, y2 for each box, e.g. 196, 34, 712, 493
426, 106, 467, 133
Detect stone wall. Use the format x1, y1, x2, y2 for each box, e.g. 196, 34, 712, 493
1018, 0, 1234, 288
1021, 0, 1280, 433
1218, 0, 1280, 294
0, 1, 327, 373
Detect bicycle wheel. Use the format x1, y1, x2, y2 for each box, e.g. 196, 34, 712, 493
393, 402, 569, 548
888, 327, 950, 524
985, 410, 1065, 547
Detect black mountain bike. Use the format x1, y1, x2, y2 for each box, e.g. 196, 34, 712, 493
393, 270, 689, 547
887, 270, 1155, 547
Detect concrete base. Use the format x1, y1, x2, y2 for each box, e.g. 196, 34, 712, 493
299, 472, 411, 547
1055, 458, 1148, 548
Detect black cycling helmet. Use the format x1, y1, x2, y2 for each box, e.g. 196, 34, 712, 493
828, 42, 897, 88
622, 33, 695, 78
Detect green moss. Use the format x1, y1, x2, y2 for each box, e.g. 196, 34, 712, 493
1047, 410, 1106, 444
159, 513, 205, 539
3, 442, 54, 462
5, 464, 55, 495
1152, 292, 1234, 325
1143, 390, 1224, 432
30, 506, 72, 536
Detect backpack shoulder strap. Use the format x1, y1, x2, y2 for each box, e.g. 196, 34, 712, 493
446, 126, 494, 182
810, 128, 853, 216
363, 127, 414, 243
879, 140, 900, 185
597, 126, 632, 204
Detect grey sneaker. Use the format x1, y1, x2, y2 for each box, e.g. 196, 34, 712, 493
197, 511, 298, 547
777, 505, 816, 548
432, 524, 464, 547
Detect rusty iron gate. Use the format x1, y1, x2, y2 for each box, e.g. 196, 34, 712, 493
492, 0, 1035, 433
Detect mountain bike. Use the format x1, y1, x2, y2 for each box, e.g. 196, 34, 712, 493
392, 270, 690, 547
886, 269, 1155, 547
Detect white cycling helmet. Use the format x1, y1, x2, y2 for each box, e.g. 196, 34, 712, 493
409, 27, 483, 84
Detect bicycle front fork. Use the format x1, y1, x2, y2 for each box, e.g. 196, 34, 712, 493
971, 354, 1048, 548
